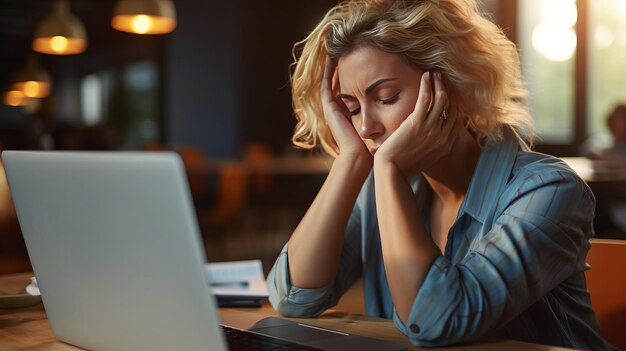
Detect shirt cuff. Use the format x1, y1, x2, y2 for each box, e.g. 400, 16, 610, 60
392, 255, 460, 347
267, 243, 334, 317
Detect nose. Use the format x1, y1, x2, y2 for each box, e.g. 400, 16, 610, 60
357, 108, 384, 140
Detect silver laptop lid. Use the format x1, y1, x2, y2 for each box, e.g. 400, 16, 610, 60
2, 151, 227, 351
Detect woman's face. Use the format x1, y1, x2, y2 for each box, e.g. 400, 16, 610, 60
337, 45, 425, 155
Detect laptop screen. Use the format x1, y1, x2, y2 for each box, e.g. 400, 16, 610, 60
3, 151, 227, 351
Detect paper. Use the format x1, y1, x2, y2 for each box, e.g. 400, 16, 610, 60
26, 277, 41, 296
205, 260, 269, 300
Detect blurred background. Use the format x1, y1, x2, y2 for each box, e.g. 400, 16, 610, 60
1, 0, 625, 275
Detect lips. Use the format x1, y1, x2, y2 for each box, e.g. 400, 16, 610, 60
369, 146, 379, 155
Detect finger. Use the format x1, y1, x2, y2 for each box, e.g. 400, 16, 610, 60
432, 72, 458, 138
320, 56, 335, 103
412, 71, 433, 123
321, 56, 351, 118
331, 65, 352, 117
422, 71, 445, 132
331, 63, 340, 95
430, 71, 449, 127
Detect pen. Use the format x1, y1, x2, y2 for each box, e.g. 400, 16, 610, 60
210, 281, 250, 287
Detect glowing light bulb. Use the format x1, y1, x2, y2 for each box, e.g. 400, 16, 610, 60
50, 36, 69, 53
4, 91, 25, 106
131, 15, 153, 34
23, 81, 41, 98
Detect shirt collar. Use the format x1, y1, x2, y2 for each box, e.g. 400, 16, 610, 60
412, 129, 522, 224
461, 131, 521, 223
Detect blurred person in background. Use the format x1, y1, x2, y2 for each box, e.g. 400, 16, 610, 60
603, 104, 626, 161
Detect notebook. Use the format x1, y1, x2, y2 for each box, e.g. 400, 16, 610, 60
2, 151, 405, 351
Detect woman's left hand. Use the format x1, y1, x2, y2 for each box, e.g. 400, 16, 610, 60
374, 71, 460, 178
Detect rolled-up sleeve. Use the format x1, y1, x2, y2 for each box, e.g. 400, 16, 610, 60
267, 202, 364, 317
267, 243, 338, 317
393, 168, 594, 347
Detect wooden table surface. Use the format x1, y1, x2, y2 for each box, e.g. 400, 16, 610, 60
0, 272, 574, 351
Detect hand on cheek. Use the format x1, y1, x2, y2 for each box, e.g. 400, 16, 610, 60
374, 71, 459, 178
320, 56, 372, 160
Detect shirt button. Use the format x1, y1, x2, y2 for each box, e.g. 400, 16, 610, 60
409, 324, 420, 333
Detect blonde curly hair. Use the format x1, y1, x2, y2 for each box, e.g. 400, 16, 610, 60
290, 0, 534, 157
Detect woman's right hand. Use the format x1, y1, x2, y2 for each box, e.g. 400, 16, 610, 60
287, 57, 373, 290
321, 56, 372, 160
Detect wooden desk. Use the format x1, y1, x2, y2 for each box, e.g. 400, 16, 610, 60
0, 273, 573, 351
561, 157, 626, 184
561, 157, 626, 238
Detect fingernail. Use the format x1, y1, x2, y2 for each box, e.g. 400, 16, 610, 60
424, 71, 431, 79
435, 71, 441, 79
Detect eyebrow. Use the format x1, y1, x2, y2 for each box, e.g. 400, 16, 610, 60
338, 78, 398, 100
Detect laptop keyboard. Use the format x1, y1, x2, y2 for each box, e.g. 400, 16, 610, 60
221, 325, 324, 351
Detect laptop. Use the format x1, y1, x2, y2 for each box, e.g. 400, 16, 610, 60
2, 151, 405, 351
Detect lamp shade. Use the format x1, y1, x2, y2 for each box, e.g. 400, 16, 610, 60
112, 0, 177, 34
11, 56, 52, 99
32, 0, 87, 55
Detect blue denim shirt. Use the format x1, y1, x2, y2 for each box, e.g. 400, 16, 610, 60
267, 133, 616, 350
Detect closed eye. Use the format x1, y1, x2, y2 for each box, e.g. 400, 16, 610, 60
350, 107, 361, 116
378, 93, 400, 105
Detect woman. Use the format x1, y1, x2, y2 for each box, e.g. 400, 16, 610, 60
267, 0, 615, 349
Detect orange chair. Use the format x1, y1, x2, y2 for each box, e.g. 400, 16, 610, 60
177, 147, 211, 200
176, 147, 249, 228
197, 162, 248, 227
243, 143, 273, 195
585, 238, 626, 350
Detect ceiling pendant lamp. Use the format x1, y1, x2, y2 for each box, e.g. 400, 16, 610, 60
32, 0, 87, 55
11, 56, 52, 99
112, 0, 177, 35
2, 90, 29, 107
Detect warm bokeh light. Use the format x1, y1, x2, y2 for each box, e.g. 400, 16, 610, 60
541, 0, 577, 27
131, 15, 153, 34
614, 0, 626, 13
24, 81, 41, 97
532, 24, 577, 62
31, 0, 87, 55
12, 81, 51, 99
32, 37, 86, 55
595, 25, 615, 49
112, 15, 176, 34
3, 90, 27, 106
532, 0, 577, 62
111, 0, 176, 34
50, 36, 69, 53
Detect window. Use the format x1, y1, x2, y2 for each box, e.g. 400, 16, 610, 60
80, 74, 104, 126
588, 0, 626, 139
79, 60, 160, 150
518, 0, 576, 144
512, 0, 626, 155
122, 61, 159, 149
